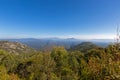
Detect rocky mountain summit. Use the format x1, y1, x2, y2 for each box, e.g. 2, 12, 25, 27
0, 41, 36, 54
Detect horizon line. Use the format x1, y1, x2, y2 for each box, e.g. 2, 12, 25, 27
0, 34, 115, 40
0, 37, 115, 40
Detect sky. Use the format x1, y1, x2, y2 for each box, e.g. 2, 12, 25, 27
0, 0, 120, 39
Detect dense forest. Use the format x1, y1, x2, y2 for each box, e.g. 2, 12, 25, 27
0, 42, 120, 80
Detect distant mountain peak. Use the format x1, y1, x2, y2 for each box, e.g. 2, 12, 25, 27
66, 38, 76, 40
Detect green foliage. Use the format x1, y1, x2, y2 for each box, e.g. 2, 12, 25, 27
0, 44, 120, 80
51, 47, 69, 79
0, 50, 18, 72
0, 65, 20, 80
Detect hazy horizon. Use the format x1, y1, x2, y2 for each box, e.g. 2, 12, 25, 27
0, 34, 116, 39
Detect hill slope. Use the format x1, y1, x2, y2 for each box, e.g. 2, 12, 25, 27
69, 42, 101, 53
0, 41, 36, 54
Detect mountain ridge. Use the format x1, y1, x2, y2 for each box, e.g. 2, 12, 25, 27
0, 38, 113, 50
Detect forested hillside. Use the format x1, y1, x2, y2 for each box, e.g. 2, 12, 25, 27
68, 42, 102, 53
0, 41, 120, 80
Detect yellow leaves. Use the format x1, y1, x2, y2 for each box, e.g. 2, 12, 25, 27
29, 73, 34, 80
0, 65, 20, 80
9, 74, 20, 80
0, 65, 10, 80
88, 57, 101, 74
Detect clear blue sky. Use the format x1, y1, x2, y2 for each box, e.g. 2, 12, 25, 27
0, 0, 120, 39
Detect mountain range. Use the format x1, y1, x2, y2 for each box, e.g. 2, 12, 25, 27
0, 38, 114, 51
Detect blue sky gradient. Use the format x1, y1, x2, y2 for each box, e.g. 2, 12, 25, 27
0, 0, 120, 39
